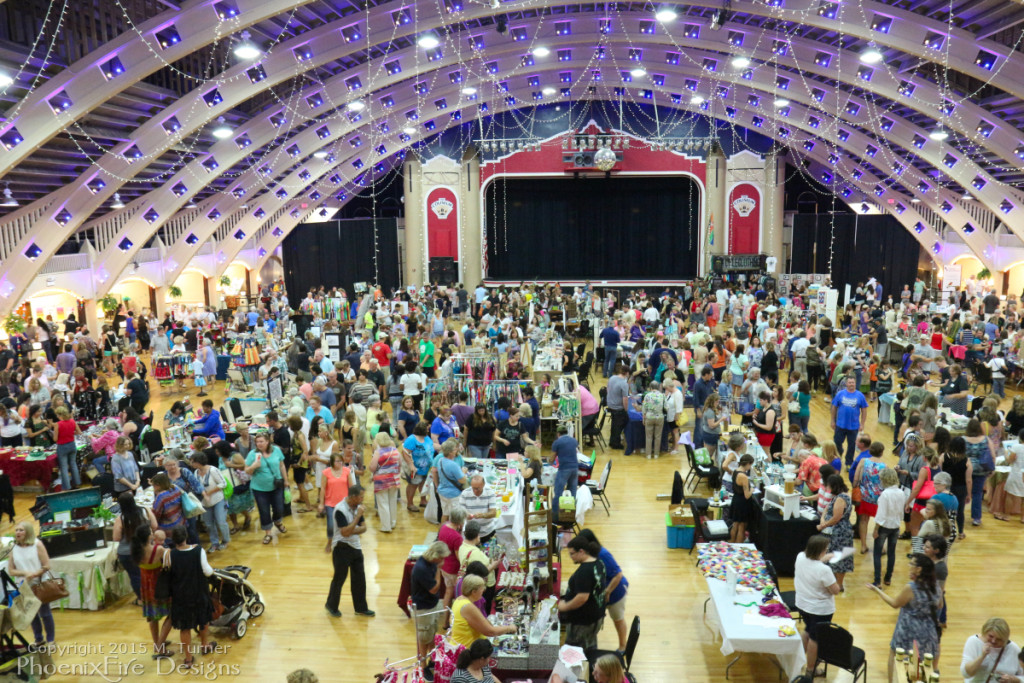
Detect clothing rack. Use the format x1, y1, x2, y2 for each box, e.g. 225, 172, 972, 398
152, 355, 192, 386
299, 297, 351, 321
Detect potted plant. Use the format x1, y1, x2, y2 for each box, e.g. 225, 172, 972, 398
168, 285, 183, 299
977, 267, 992, 281
2, 314, 26, 337
98, 294, 119, 318
219, 275, 231, 288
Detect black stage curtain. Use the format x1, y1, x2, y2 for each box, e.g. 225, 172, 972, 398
485, 176, 700, 280
282, 218, 399, 298
790, 213, 921, 297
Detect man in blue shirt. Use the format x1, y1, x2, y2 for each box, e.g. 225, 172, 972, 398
831, 375, 868, 468
848, 432, 872, 485
191, 399, 226, 440
599, 323, 621, 378
246, 308, 258, 330
550, 424, 579, 518
647, 338, 678, 378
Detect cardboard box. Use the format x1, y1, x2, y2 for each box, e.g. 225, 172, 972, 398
668, 504, 693, 527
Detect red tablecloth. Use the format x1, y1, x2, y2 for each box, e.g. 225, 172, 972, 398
0, 449, 58, 488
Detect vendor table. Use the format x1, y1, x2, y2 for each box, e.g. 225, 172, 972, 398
623, 415, 671, 456
50, 543, 131, 610
751, 502, 819, 577
704, 563, 805, 680
0, 448, 57, 489
987, 467, 1021, 518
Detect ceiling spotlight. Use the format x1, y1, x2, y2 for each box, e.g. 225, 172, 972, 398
347, 100, 365, 111
911, 197, 921, 203
185, 199, 198, 209
313, 151, 328, 159
233, 31, 261, 60
532, 46, 550, 57
655, 8, 678, 22
541, 86, 556, 96
211, 116, 232, 139
0, 72, 12, 88
963, 194, 975, 200
402, 126, 416, 135
0, 184, 17, 207
110, 192, 125, 209
630, 67, 647, 78
773, 98, 790, 107
690, 95, 705, 104
859, 46, 883, 64
731, 56, 751, 69
417, 33, 440, 49
929, 127, 949, 141
461, 86, 478, 95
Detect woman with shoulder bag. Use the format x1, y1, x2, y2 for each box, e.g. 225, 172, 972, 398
244, 431, 288, 545
131, 525, 173, 659
191, 452, 230, 553
8, 521, 57, 650
111, 491, 157, 603
213, 442, 253, 534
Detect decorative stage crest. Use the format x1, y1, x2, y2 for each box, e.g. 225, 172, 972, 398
430, 196, 454, 219
732, 194, 757, 217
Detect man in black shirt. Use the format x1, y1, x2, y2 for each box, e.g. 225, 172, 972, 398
410, 541, 448, 676
556, 535, 607, 651
983, 289, 1001, 317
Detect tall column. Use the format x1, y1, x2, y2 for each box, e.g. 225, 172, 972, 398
705, 142, 727, 273
763, 149, 786, 271
403, 159, 426, 287
462, 148, 483, 287
83, 300, 101, 338
153, 287, 167, 319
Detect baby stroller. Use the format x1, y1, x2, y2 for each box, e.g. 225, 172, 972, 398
208, 565, 264, 638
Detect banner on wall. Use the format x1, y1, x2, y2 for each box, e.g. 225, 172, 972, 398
425, 187, 459, 260
942, 264, 962, 300
727, 183, 761, 255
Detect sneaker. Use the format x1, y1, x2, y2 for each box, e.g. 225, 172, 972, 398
355, 609, 376, 617
325, 605, 342, 618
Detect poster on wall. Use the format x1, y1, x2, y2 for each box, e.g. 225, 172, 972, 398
727, 184, 762, 255
942, 264, 962, 301
425, 187, 459, 259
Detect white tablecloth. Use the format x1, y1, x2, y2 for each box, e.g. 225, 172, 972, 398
50, 544, 132, 610
705, 576, 806, 681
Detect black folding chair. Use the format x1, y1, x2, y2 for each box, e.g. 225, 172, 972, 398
690, 499, 730, 558
587, 616, 640, 681
815, 623, 867, 683
585, 460, 612, 514
583, 407, 608, 452
683, 443, 716, 492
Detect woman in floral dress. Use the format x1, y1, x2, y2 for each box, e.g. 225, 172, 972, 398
818, 474, 854, 590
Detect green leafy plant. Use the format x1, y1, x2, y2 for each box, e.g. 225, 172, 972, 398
92, 505, 115, 522
98, 294, 119, 316
219, 275, 232, 287
2, 314, 26, 336
977, 267, 992, 280
168, 285, 183, 299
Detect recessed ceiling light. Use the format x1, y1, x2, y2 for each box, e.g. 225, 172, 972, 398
417, 34, 440, 49
233, 31, 261, 60
541, 87, 556, 96
403, 127, 416, 135
0, 185, 18, 207
110, 192, 125, 209
211, 116, 232, 139
963, 194, 974, 200
532, 46, 550, 57
773, 98, 790, 107
731, 56, 751, 69
630, 67, 647, 78
655, 8, 678, 22
911, 197, 922, 203
929, 127, 949, 141
313, 151, 328, 159
461, 86, 478, 95
859, 47, 883, 64
347, 100, 365, 111
0, 72, 13, 88
690, 95, 705, 104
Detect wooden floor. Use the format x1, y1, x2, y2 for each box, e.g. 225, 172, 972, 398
22, 353, 1024, 682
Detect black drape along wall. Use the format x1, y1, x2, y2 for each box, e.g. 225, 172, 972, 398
282, 218, 399, 298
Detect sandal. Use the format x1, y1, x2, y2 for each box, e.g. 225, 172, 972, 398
407, 505, 420, 512
229, 526, 241, 535
200, 641, 218, 655
262, 535, 273, 545
274, 522, 287, 534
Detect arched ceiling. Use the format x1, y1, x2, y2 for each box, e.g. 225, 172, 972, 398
2, 0, 1024, 308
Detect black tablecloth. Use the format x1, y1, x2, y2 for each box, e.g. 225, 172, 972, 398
751, 501, 819, 576
623, 418, 672, 456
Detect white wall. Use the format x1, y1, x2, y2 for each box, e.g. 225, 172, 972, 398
109, 280, 152, 315
260, 257, 283, 283
171, 270, 207, 306
24, 291, 79, 326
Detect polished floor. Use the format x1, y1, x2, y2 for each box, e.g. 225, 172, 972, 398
19, 350, 1024, 683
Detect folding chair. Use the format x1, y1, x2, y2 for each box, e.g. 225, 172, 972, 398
585, 461, 612, 515
587, 616, 640, 681
690, 499, 730, 559
684, 444, 716, 492
765, 559, 799, 620
583, 407, 608, 453
815, 623, 867, 683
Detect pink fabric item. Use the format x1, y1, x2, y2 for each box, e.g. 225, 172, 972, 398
578, 386, 600, 417
949, 345, 967, 360
759, 603, 793, 619
91, 430, 119, 456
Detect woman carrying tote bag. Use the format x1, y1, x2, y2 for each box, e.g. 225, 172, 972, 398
7, 521, 64, 649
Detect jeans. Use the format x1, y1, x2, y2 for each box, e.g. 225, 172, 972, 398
993, 377, 1006, 399
204, 499, 231, 547
970, 474, 988, 523
184, 517, 200, 545
608, 409, 628, 448
31, 602, 54, 645
254, 487, 285, 531
693, 410, 704, 445
376, 487, 399, 532
603, 346, 618, 378
467, 445, 491, 460
327, 543, 368, 613
833, 427, 858, 466
389, 397, 403, 421
644, 417, 665, 456
118, 551, 141, 599
951, 484, 967, 536
56, 441, 80, 491
553, 467, 579, 517
872, 526, 899, 583
797, 415, 810, 433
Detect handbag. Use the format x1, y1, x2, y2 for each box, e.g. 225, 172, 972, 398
181, 491, 206, 519
788, 399, 801, 413
7, 589, 40, 633
154, 568, 171, 601
850, 486, 863, 504
30, 571, 69, 604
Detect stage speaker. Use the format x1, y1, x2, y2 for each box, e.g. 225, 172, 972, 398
429, 257, 457, 285
711, 255, 725, 273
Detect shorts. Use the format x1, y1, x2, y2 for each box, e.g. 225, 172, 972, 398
440, 494, 459, 517
441, 570, 458, 590
857, 500, 878, 516
104, 350, 113, 357
731, 373, 744, 387
293, 466, 307, 485
414, 608, 441, 640
404, 472, 425, 486
798, 610, 833, 640
607, 595, 627, 621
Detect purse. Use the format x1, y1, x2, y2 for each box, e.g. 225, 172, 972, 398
181, 491, 206, 519
30, 572, 69, 604
154, 569, 171, 601
788, 400, 801, 413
